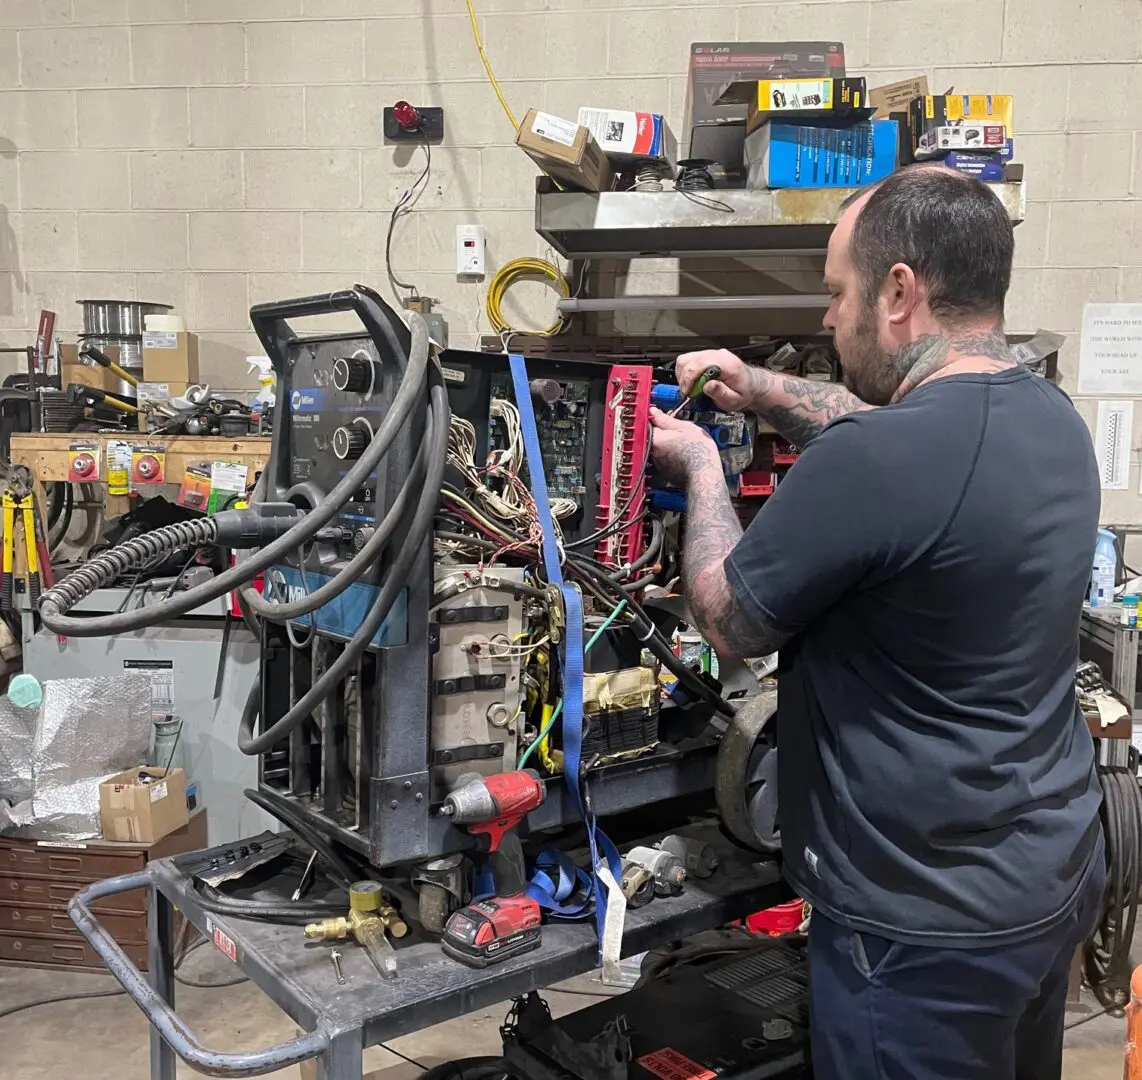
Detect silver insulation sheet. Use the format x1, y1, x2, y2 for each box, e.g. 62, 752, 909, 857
0, 675, 153, 840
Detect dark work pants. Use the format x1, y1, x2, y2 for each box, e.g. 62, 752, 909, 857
807, 867, 1104, 1080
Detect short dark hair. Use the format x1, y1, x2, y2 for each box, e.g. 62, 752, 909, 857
844, 167, 1014, 323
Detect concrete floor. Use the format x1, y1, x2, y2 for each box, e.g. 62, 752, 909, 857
0, 945, 1131, 1079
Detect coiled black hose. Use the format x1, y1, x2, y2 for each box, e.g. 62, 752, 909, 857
43, 518, 219, 612
238, 367, 450, 756
418, 1059, 512, 1080
1085, 764, 1142, 1006
38, 313, 433, 638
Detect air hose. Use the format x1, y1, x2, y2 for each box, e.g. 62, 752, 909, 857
38, 313, 433, 639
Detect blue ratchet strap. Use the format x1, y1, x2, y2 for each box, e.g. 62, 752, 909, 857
507, 354, 624, 957
473, 850, 590, 917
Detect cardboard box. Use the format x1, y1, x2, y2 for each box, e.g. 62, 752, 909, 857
577, 108, 677, 167
916, 123, 1007, 158
746, 120, 898, 190
142, 330, 199, 385
136, 381, 190, 432
99, 767, 188, 844
938, 151, 1006, 182
908, 94, 1014, 161
683, 41, 846, 185
869, 76, 929, 119
516, 109, 615, 193
718, 77, 869, 132
59, 343, 120, 393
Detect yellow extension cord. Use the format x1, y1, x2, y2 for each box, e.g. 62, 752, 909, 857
486, 257, 572, 339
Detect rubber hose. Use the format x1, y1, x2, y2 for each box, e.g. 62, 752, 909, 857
418, 1058, 512, 1080
241, 404, 432, 621
238, 371, 449, 755
41, 518, 219, 612
242, 786, 358, 888
38, 315, 431, 638
190, 881, 345, 923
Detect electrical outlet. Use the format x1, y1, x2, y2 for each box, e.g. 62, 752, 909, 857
456, 224, 486, 278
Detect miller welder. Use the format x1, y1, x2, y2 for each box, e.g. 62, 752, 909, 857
38, 287, 780, 934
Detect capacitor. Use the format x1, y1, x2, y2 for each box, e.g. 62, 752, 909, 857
529, 378, 563, 406
626, 845, 687, 897
657, 835, 719, 879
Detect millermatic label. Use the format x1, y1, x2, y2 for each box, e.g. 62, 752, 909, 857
265, 565, 407, 647
290, 388, 324, 413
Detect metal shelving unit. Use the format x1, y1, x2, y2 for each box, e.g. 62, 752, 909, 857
535, 182, 1027, 260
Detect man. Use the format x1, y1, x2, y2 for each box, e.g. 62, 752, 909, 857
651, 168, 1105, 1079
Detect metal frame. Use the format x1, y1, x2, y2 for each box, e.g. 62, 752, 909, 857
1080, 607, 1141, 708
68, 829, 787, 1080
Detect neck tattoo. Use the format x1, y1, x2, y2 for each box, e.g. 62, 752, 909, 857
890, 329, 1014, 403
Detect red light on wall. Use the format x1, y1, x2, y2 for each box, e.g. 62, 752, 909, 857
393, 100, 422, 131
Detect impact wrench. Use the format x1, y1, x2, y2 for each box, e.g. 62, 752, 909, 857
439, 770, 546, 968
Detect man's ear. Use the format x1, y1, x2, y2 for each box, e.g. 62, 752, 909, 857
883, 262, 920, 326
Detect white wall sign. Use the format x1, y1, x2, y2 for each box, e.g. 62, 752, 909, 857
1078, 303, 1142, 395
1095, 400, 1133, 490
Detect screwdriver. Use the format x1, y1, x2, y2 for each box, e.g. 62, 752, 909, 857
667, 365, 721, 417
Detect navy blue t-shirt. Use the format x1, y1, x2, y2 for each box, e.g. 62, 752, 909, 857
725, 367, 1103, 946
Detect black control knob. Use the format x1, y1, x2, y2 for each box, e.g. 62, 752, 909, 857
333, 419, 371, 460
333, 355, 377, 394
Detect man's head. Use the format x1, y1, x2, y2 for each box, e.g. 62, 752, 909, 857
822, 167, 1015, 405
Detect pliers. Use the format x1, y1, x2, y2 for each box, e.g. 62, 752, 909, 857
0, 464, 52, 611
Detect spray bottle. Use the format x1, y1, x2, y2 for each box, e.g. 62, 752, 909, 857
247, 356, 276, 434
1090, 528, 1118, 608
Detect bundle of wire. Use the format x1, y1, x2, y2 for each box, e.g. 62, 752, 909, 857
447, 403, 577, 540
1084, 763, 1142, 1007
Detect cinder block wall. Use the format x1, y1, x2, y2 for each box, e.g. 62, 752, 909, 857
0, 0, 1139, 505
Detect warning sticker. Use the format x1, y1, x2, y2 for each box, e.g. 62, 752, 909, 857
123, 659, 175, 713
637, 1049, 717, 1080
206, 918, 239, 964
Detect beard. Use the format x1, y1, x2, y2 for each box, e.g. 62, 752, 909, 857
837, 301, 899, 406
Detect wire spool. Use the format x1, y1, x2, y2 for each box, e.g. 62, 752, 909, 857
486, 257, 572, 339
675, 159, 717, 191
633, 163, 669, 192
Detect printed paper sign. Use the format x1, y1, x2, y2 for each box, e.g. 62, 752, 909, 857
1079, 303, 1142, 395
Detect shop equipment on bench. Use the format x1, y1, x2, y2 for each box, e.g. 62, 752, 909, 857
43, 287, 785, 954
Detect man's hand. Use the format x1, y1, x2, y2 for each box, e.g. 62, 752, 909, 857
676, 349, 761, 413
650, 408, 720, 486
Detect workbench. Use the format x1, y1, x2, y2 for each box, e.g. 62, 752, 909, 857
8, 432, 269, 485
69, 824, 787, 1080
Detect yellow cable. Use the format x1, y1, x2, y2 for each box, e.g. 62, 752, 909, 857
486, 257, 572, 339
465, 0, 517, 131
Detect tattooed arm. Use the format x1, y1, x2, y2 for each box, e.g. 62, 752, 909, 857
650, 410, 791, 660
675, 348, 871, 448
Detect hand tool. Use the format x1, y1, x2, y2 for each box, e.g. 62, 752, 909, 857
667, 365, 721, 417
439, 770, 546, 968
304, 881, 407, 981
329, 948, 346, 985
1, 466, 42, 611
80, 344, 139, 389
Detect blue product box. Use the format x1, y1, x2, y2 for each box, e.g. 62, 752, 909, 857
941, 150, 1006, 182
745, 119, 898, 189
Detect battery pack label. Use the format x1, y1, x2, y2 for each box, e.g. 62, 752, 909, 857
637, 1049, 717, 1080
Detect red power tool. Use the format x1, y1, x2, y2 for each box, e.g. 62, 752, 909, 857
439, 770, 546, 968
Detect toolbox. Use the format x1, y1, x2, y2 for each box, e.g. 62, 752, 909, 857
0, 809, 206, 971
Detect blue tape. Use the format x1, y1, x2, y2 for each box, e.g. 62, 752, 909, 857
507, 354, 624, 957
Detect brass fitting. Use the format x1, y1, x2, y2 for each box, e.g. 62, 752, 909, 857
303, 882, 409, 943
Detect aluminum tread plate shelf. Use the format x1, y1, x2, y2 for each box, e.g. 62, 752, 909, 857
535, 183, 1026, 260
152, 823, 786, 1043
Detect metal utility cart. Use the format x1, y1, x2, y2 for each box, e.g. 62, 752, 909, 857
69, 825, 787, 1080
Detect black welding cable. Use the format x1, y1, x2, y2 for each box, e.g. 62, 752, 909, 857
38, 314, 431, 638
238, 371, 449, 755
242, 786, 359, 887
417, 1058, 512, 1080
1085, 765, 1142, 1006
242, 408, 432, 621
